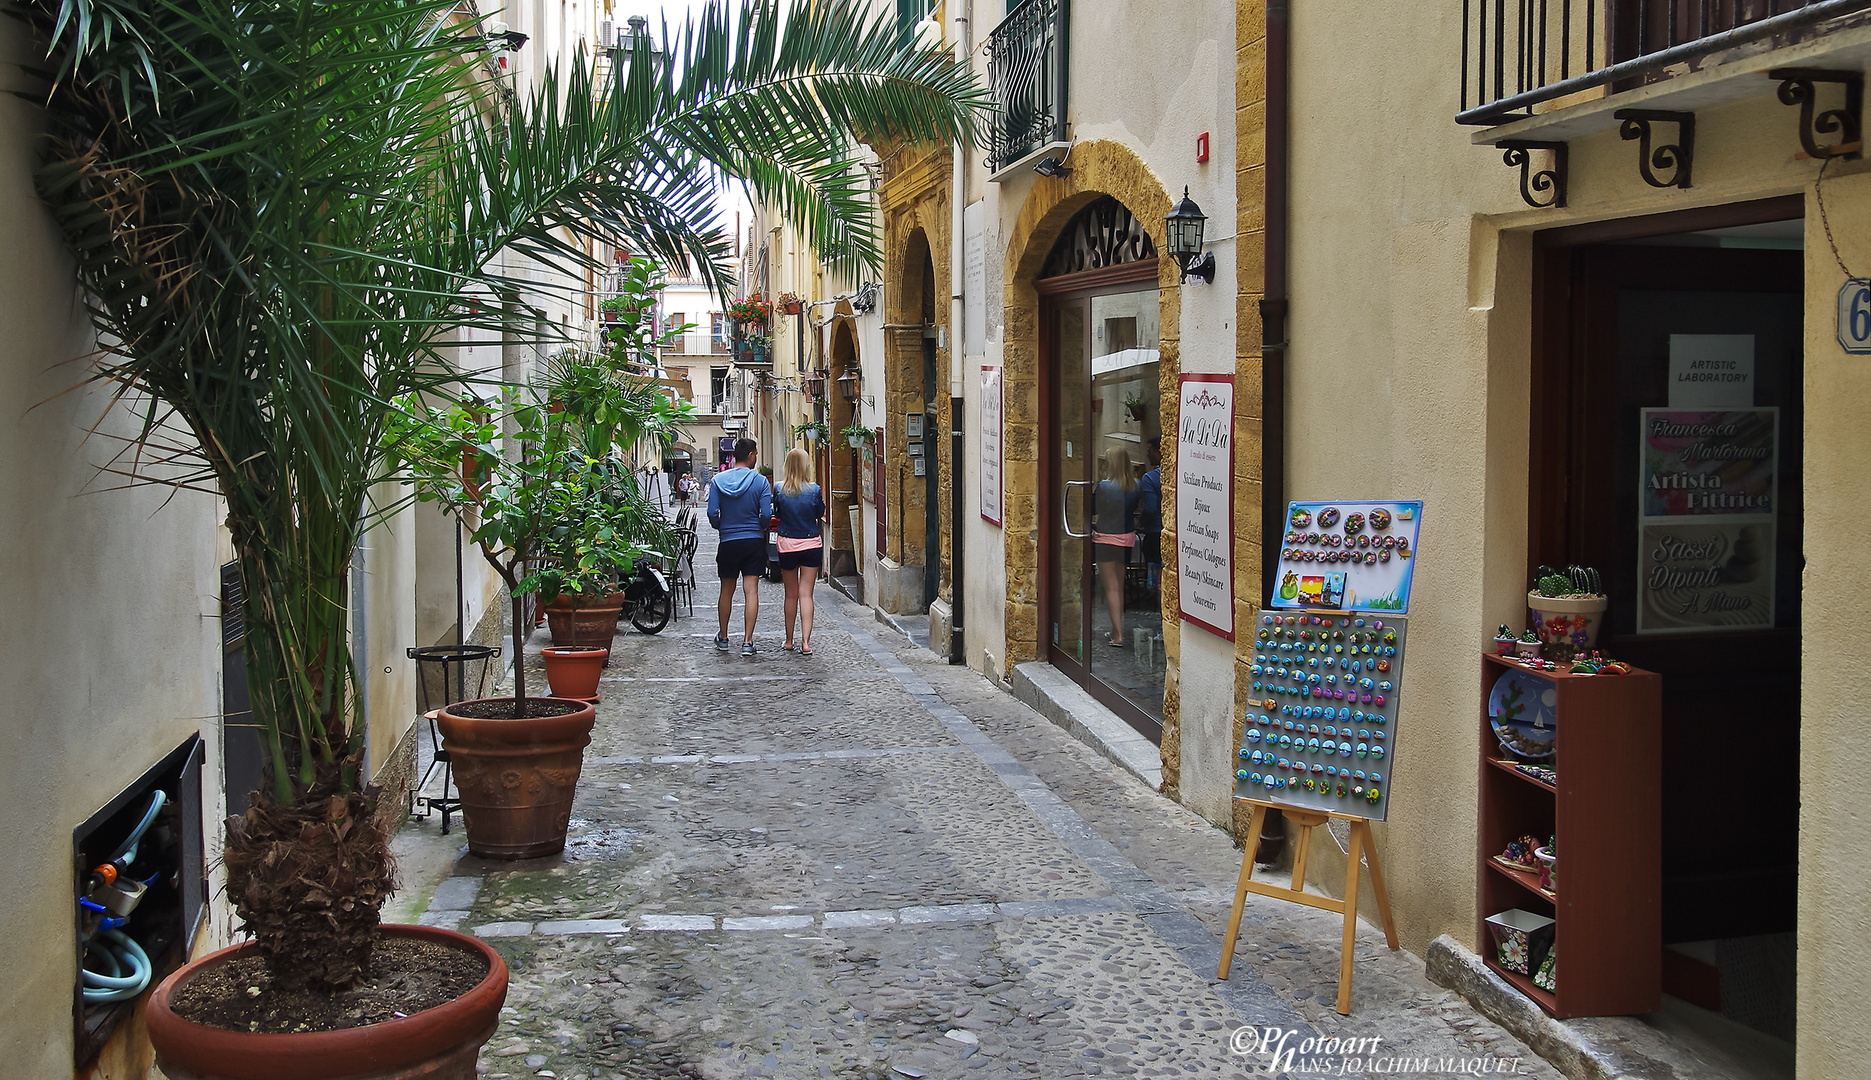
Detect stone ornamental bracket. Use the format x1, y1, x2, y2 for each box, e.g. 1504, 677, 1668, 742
1616, 110, 1695, 189
1500, 141, 1568, 209
1771, 68, 1864, 161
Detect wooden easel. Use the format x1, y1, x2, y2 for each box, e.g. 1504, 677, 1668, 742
1217, 799, 1399, 1015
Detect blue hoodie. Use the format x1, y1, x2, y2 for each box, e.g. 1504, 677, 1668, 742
707, 466, 771, 542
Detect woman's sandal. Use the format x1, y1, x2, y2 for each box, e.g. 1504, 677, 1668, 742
799, 645, 813, 656
781, 642, 794, 652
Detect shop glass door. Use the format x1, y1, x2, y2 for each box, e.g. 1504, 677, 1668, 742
1047, 286, 1166, 739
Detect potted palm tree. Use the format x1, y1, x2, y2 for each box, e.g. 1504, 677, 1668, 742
18, 0, 986, 1073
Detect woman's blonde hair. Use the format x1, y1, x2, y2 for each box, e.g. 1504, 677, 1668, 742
781, 446, 814, 496
1102, 445, 1137, 494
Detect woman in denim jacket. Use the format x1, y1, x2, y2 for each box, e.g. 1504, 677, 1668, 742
774, 447, 828, 654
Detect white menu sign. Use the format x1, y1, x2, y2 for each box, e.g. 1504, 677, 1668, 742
1176, 374, 1234, 640
980, 365, 1002, 526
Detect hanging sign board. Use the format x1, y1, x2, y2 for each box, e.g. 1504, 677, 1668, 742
1175, 374, 1234, 641
980, 365, 1003, 526
1271, 500, 1424, 613
1636, 408, 1778, 634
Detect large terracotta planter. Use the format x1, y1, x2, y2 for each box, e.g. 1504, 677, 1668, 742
437, 697, 596, 859
540, 646, 606, 702
146, 925, 507, 1080
543, 592, 622, 649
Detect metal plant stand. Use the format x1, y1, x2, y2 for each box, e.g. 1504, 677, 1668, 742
406, 644, 501, 833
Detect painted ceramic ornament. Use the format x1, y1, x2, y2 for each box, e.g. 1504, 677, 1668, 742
1317, 507, 1341, 527
1290, 509, 1312, 528
1369, 507, 1392, 530
1344, 512, 1366, 535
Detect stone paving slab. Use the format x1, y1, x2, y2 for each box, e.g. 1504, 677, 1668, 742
392, 523, 1563, 1080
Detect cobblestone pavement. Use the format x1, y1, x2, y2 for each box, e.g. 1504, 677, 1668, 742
392, 525, 1562, 1080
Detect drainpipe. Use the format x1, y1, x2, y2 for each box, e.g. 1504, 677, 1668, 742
1259, 0, 1290, 604
947, 10, 970, 665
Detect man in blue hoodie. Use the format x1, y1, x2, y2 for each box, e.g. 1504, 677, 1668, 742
707, 438, 771, 654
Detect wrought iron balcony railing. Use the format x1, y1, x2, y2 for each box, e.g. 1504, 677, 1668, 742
1459, 0, 1871, 126
986, 0, 1069, 175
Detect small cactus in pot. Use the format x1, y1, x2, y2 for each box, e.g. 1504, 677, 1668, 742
1527, 564, 1607, 662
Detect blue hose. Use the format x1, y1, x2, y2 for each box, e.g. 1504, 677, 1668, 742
111, 789, 166, 865
81, 930, 151, 1002
76, 790, 167, 1003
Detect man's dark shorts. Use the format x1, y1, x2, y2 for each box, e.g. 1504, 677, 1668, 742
717, 537, 766, 579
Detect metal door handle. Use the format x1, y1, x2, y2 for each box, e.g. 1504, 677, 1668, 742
1062, 480, 1094, 538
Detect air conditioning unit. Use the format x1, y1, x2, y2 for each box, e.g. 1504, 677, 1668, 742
599, 20, 613, 49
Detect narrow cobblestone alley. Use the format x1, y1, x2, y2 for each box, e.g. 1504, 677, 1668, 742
389, 523, 1560, 1080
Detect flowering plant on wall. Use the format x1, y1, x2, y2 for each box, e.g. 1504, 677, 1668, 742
727, 293, 773, 326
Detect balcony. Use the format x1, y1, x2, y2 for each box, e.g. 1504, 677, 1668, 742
986, 0, 1069, 178
663, 333, 728, 356
1460, 0, 1871, 127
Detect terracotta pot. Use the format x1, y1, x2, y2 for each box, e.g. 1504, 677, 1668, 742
540, 646, 606, 702
437, 697, 596, 859
544, 592, 623, 649
146, 925, 507, 1080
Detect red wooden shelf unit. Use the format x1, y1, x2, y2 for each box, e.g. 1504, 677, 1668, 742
1478, 652, 1662, 1018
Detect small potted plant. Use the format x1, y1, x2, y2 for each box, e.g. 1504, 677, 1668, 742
841, 423, 873, 449
1528, 564, 1607, 662
1123, 390, 1149, 422
793, 419, 831, 444
777, 291, 805, 315
1516, 629, 1542, 660
1494, 624, 1518, 657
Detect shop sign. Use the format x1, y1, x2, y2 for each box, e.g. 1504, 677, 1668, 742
1667, 334, 1753, 407
979, 365, 1002, 526
1175, 374, 1234, 641
1636, 522, 1775, 633
1639, 408, 1777, 517
1636, 408, 1778, 634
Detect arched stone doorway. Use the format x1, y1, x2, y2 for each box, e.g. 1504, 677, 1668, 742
1001, 142, 1180, 746
880, 227, 943, 615
827, 312, 861, 576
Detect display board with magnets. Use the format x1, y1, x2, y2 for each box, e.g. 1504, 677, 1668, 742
1235, 610, 1407, 822
1271, 500, 1423, 613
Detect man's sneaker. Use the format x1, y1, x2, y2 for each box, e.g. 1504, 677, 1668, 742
741, 640, 757, 657
715, 635, 730, 652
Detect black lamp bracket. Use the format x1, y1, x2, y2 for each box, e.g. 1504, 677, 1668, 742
1181, 252, 1216, 285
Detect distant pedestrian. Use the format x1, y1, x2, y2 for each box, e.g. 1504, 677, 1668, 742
707, 437, 769, 655
773, 447, 827, 654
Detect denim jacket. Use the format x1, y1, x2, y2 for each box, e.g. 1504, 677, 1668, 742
773, 483, 825, 539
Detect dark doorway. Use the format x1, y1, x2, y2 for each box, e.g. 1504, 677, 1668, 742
1532, 200, 1801, 1044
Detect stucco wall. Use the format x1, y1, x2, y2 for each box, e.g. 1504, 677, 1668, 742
1796, 169, 1871, 1080
0, 24, 226, 1074
1285, 10, 1863, 1068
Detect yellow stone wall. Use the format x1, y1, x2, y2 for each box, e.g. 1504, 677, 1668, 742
879, 142, 954, 600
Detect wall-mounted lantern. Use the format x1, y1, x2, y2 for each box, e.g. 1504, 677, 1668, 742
1165, 187, 1216, 285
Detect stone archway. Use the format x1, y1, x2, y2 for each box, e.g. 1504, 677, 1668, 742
877, 221, 946, 615
827, 313, 861, 572
999, 140, 1184, 769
